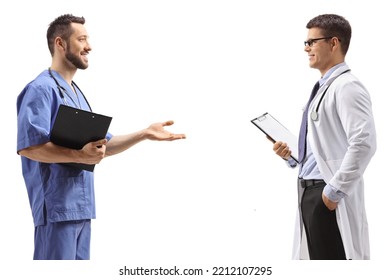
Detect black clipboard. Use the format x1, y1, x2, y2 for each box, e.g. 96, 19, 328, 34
251, 112, 299, 163
50, 104, 113, 171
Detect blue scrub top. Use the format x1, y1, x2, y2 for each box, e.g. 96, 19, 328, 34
17, 69, 112, 226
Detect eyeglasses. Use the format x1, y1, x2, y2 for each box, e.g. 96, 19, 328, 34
304, 37, 334, 47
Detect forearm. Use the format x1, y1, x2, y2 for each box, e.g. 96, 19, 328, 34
105, 130, 148, 156
331, 81, 377, 194
105, 120, 185, 156
18, 142, 82, 163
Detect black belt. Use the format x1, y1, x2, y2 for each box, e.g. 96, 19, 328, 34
298, 178, 325, 188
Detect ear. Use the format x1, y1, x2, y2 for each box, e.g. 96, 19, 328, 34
331, 37, 340, 49
54, 37, 66, 51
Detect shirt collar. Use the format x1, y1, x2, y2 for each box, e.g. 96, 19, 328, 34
319, 62, 347, 86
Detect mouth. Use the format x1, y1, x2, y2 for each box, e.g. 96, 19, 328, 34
81, 52, 89, 62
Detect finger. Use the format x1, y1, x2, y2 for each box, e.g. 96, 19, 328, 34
162, 133, 186, 141
274, 142, 286, 153
272, 141, 282, 151
171, 134, 186, 140
92, 138, 107, 147
163, 120, 174, 126
277, 144, 291, 158
281, 150, 291, 160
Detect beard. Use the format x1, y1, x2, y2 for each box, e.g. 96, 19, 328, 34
65, 47, 88, 70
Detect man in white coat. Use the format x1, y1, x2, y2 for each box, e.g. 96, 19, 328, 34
271, 14, 376, 259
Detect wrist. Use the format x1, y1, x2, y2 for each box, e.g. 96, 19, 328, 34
323, 184, 345, 203
72, 149, 84, 163
139, 128, 150, 140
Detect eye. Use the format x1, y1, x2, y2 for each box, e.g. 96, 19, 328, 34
305, 40, 314, 47
78, 36, 88, 42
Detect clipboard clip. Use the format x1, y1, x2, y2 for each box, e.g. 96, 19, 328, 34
257, 114, 267, 122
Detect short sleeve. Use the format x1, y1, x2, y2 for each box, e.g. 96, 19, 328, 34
17, 83, 54, 152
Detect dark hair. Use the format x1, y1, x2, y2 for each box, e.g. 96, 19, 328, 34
306, 14, 351, 55
47, 14, 85, 56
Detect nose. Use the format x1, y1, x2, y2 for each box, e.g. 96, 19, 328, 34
85, 39, 92, 52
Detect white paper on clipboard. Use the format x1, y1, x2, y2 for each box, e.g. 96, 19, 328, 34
251, 112, 299, 163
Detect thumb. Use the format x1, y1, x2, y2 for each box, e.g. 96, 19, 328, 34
163, 120, 174, 127
92, 138, 108, 147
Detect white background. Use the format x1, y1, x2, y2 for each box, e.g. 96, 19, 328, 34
1, 0, 388, 279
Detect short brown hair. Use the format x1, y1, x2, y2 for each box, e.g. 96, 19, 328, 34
306, 14, 351, 55
46, 14, 85, 56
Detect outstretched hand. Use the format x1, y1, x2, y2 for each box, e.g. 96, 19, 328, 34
146, 120, 186, 141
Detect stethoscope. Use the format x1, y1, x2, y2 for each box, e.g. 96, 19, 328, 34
48, 67, 92, 111
310, 69, 350, 121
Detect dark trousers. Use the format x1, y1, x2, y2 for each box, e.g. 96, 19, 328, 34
300, 181, 346, 260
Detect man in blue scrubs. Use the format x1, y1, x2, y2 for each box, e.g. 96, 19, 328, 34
16, 14, 186, 260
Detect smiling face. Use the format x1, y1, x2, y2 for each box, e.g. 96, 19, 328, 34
63, 23, 92, 70
304, 27, 335, 76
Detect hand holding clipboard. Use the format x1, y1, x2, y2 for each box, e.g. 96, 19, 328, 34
50, 105, 112, 171
251, 112, 298, 163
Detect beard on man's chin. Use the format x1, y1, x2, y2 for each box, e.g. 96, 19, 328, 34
65, 52, 89, 70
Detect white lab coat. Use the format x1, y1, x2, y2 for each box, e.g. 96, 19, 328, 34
292, 64, 377, 260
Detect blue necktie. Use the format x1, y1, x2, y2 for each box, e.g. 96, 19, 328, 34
298, 81, 320, 164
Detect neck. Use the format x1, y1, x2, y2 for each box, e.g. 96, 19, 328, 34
319, 59, 345, 77
50, 62, 77, 86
